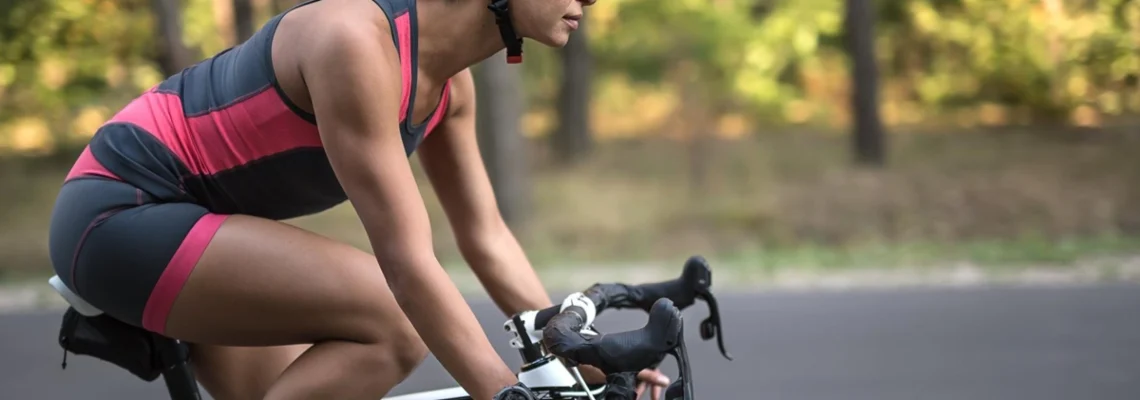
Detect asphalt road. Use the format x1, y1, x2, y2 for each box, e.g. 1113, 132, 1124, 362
3, 284, 1140, 400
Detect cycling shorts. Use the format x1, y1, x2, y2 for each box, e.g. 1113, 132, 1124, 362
48, 123, 229, 335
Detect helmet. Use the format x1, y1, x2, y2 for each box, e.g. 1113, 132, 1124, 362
487, 0, 524, 64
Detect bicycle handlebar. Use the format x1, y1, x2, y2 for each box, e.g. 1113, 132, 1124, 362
525, 255, 732, 400
544, 296, 683, 374
533, 255, 732, 366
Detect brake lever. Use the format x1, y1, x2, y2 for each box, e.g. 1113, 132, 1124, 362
667, 324, 695, 400
697, 289, 732, 361
685, 256, 732, 361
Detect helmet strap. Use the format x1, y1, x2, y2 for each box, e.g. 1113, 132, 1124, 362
487, 0, 523, 63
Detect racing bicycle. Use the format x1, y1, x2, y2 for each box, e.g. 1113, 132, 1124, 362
49, 255, 733, 400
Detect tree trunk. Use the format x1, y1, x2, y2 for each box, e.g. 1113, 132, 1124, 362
1042, 0, 1068, 106
473, 51, 530, 227
213, 0, 236, 47
233, 0, 255, 42
845, 0, 886, 167
272, 0, 298, 14
552, 12, 594, 165
150, 0, 194, 76
679, 63, 710, 200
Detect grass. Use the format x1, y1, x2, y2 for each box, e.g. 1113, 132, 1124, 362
718, 234, 1140, 272
504, 125, 1140, 269
3, 125, 1140, 284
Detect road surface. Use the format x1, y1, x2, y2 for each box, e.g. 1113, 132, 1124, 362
2, 284, 1139, 399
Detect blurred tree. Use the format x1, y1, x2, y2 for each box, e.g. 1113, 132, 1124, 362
213, 0, 236, 46
233, 0, 255, 42
552, 11, 594, 165
150, 0, 195, 76
0, 0, 163, 152
845, 0, 885, 166
676, 60, 714, 198
588, 0, 1140, 129
272, 0, 299, 14
2, 0, 1139, 158
473, 52, 531, 227
592, 0, 763, 196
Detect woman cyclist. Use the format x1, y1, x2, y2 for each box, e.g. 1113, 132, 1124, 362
47, 0, 669, 398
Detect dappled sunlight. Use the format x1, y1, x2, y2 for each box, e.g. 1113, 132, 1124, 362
715, 113, 751, 139
37, 57, 69, 91
184, 0, 227, 55
1071, 105, 1103, 127
589, 75, 679, 139
520, 110, 553, 139
102, 61, 127, 88
130, 65, 165, 92
70, 106, 108, 140
0, 65, 15, 87
4, 118, 53, 155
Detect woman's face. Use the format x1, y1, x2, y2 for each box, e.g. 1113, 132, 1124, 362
511, 0, 591, 47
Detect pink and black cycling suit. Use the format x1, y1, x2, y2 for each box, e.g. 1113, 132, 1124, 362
47, 0, 450, 335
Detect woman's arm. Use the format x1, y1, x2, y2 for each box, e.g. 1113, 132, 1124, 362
300, 22, 515, 400
417, 68, 554, 316
418, 69, 671, 397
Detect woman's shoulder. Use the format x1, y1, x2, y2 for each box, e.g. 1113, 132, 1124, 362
280, 0, 395, 54
282, 1, 398, 77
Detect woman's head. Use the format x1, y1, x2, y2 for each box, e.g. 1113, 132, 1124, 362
417, 0, 596, 67
506, 0, 593, 47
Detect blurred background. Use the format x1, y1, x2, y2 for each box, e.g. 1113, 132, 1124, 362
4, 0, 1140, 284
2, 1, 1140, 399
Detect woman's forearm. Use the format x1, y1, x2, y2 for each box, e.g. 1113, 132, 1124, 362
459, 224, 553, 316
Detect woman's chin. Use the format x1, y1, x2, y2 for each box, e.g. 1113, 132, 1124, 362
524, 26, 572, 48
541, 31, 572, 47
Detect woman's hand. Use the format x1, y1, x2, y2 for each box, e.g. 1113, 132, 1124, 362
633, 368, 671, 400
577, 364, 671, 399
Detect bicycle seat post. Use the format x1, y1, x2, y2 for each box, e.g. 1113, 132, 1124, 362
152, 335, 201, 400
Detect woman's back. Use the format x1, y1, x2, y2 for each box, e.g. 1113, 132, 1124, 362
66, 0, 449, 220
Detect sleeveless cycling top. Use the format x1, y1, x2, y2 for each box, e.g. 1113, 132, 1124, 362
65, 0, 450, 220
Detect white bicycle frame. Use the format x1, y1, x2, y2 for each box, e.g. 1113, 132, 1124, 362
386, 293, 607, 400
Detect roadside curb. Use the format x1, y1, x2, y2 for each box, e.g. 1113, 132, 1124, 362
5, 255, 1139, 315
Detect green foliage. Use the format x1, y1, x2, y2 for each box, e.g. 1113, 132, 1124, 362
873, 0, 1139, 115
588, 0, 1140, 122
594, 0, 783, 93
0, 0, 1138, 153
0, 0, 158, 149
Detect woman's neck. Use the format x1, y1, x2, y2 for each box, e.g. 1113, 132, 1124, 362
414, 0, 508, 81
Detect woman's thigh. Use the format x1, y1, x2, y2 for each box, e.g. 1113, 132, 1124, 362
51, 177, 416, 344
160, 213, 417, 346
165, 215, 428, 397
49, 176, 426, 397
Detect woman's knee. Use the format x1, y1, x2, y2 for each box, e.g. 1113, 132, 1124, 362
191, 344, 308, 400
391, 329, 429, 374
356, 314, 428, 376
359, 341, 428, 379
